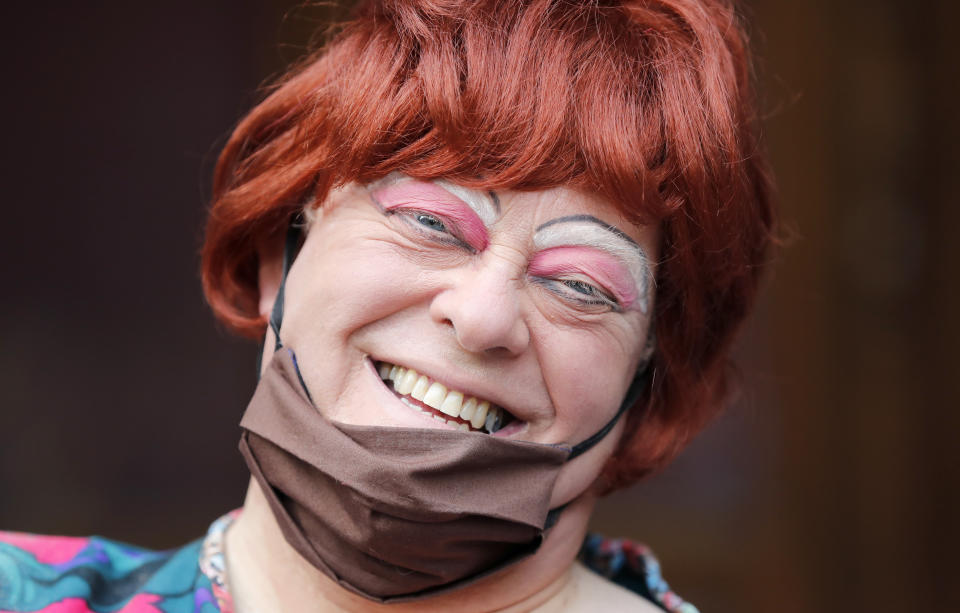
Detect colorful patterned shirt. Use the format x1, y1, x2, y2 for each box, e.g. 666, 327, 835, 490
0, 512, 697, 612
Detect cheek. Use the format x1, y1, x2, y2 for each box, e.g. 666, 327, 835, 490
279, 227, 422, 358
276, 231, 429, 418
537, 330, 637, 505
536, 324, 637, 436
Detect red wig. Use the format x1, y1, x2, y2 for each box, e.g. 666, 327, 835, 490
202, 0, 775, 490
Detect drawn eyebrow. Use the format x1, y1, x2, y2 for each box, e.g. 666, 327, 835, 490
535, 215, 639, 250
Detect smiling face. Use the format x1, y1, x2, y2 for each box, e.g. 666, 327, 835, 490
265, 174, 658, 502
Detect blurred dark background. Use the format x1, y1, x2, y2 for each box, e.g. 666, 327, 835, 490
1, 2, 957, 612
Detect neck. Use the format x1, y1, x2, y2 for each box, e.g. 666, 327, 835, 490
225, 478, 596, 613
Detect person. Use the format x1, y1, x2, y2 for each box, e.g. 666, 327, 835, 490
0, 1, 773, 611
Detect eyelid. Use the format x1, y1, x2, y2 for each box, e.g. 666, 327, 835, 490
532, 222, 650, 313
563, 278, 617, 303
556, 276, 619, 306
530, 277, 620, 312
372, 182, 490, 250
393, 208, 483, 255
527, 246, 638, 309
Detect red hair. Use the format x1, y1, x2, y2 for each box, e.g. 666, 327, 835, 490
202, 0, 775, 490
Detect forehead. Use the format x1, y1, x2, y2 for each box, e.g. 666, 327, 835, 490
504, 185, 617, 217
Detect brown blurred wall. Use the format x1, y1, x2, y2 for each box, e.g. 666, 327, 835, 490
1, 2, 956, 612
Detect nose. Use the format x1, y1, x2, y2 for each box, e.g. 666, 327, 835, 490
429, 257, 531, 357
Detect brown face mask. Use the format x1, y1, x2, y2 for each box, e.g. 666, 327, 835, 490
237, 222, 648, 603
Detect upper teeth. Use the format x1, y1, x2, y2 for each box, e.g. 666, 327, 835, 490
377, 361, 505, 433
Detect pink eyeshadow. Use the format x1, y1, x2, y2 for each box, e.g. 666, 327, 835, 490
371, 180, 489, 250
528, 246, 638, 308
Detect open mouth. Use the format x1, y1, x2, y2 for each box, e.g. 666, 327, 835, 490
375, 360, 516, 434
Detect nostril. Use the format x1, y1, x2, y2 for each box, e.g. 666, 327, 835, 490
438, 317, 458, 337
483, 346, 514, 358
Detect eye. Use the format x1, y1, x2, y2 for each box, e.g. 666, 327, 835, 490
560, 279, 619, 309
562, 279, 603, 297
532, 276, 621, 312
527, 247, 633, 314
388, 208, 478, 253
415, 213, 447, 233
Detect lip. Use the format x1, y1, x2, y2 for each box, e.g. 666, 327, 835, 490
363, 355, 529, 436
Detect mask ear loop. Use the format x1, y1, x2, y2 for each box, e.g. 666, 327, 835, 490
544, 361, 655, 527
566, 363, 653, 460
256, 217, 304, 377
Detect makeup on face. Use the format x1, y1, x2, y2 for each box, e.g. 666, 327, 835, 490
533, 215, 651, 313
367, 174, 499, 251
528, 246, 639, 309
433, 178, 500, 227
366, 174, 650, 312
286, 176, 657, 461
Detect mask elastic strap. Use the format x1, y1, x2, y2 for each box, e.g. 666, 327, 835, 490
543, 365, 652, 528
256, 219, 303, 378
566, 364, 652, 460
543, 504, 567, 530
268, 220, 303, 351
